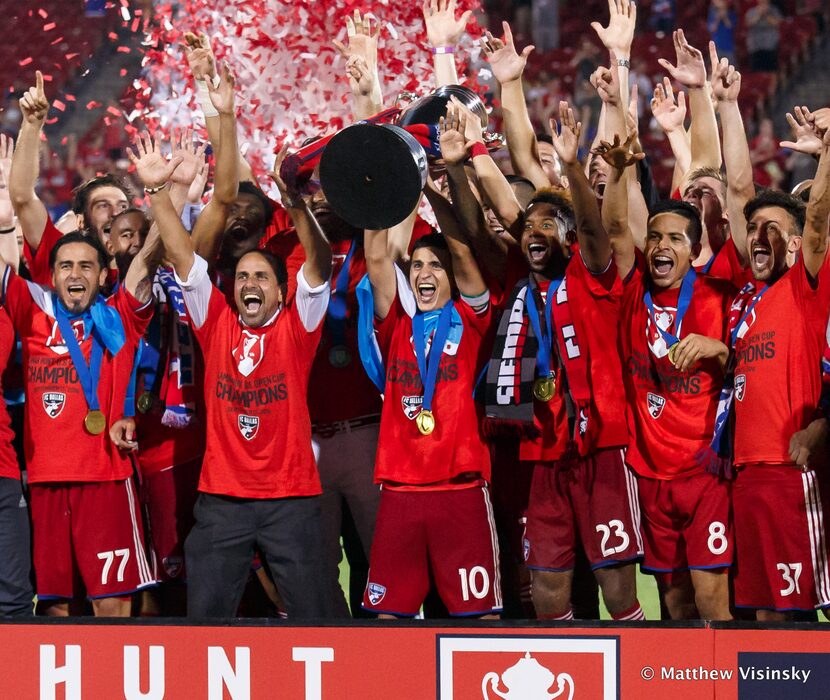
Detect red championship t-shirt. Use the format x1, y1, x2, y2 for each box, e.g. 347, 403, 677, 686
178, 255, 329, 499
2, 272, 152, 483
374, 268, 492, 485
733, 253, 830, 467
698, 237, 755, 289
0, 310, 20, 479
620, 256, 736, 480
308, 238, 382, 424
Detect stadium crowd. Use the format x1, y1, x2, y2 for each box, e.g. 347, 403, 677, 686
1, 0, 830, 625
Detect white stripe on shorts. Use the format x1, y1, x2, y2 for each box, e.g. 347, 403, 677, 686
802, 471, 830, 606
124, 479, 155, 587
482, 486, 503, 610
622, 450, 645, 556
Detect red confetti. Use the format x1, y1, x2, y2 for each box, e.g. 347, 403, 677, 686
38, 8, 48, 18
43, 22, 56, 31
52, 99, 66, 112
106, 106, 122, 117
19, 57, 33, 66
86, 101, 102, 110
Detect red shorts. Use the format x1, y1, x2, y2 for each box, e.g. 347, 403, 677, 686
733, 465, 830, 611
363, 485, 502, 616
29, 480, 158, 600
636, 470, 733, 574
141, 458, 201, 582
524, 448, 644, 571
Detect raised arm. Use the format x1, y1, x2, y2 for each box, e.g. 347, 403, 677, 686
184, 32, 254, 183
436, 105, 488, 297
0, 136, 20, 272
8, 71, 49, 250
591, 0, 637, 105
710, 43, 753, 265
551, 102, 612, 272
333, 10, 383, 120
430, 104, 507, 280
658, 29, 721, 175
189, 63, 240, 263
480, 22, 548, 188
122, 224, 164, 303
269, 146, 331, 286
422, 0, 472, 87
363, 228, 397, 320
650, 78, 691, 184
127, 133, 192, 279
596, 135, 641, 280
803, 129, 830, 278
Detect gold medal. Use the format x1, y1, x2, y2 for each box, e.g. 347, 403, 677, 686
84, 410, 107, 435
533, 376, 556, 402
416, 409, 435, 435
136, 392, 154, 414
668, 342, 680, 367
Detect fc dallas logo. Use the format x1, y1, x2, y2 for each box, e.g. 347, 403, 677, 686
232, 330, 265, 377
646, 306, 675, 358
45, 319, 85, 356
647, 392, 666, 419
42, 392, 66, 418
402, 395, 423, 419
238, 414, 259, 440
735, 374, 746, 401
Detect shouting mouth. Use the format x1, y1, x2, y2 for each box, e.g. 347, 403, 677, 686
242, 291, 263, 314
651, 254, 674, 278
417, 282, 437, 304
752, 244, 771, 268
527, 242, 548, 263
67, 284, 86, 300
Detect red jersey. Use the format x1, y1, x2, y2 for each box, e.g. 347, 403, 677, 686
620, 259, 736, 479
24, 216, 63, 286
374, 272, 492, 485
499, 251, 628, 462
2, 272, 152, 483
0, 310, 19, 479
699, 237, 755, 289
178, 255, 329, 499
308, 238, 382, 424
733, 253, 830, 467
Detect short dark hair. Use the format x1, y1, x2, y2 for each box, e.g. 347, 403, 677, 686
648, 200, 703, 247
71, 174, 133, 216
535, 133, 554, 146
49, 231, 111, 271
238, 182, 275, 224
744, 189, 806, 235
412, 232, 449, 255
526, 187, 574, 218
238, 248, 288, 286
111, 207, 151, 232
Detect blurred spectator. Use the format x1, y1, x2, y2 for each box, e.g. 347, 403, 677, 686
750, 117, 784, 188
514, 0, 532, 40
570, 39, 602, 82
650, 0, 676, 35
708, 0, 738, 66
745, 0, 783, 72
629, 58, 653, 121
532, 0, 560, 51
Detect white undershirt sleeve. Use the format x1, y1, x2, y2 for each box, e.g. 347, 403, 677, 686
295, 264, 331, 332
174, 254, 213, 329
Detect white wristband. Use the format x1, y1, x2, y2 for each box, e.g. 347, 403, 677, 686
196, 79, 219, 118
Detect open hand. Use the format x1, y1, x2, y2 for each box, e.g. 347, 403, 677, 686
480, 21, 534, 85
591, 133, 643, 173
709, 42, 740, 103
439, 102, 470, 166
422, 0, 472, 48
207, 62, 236, 115
658, 29, 707, 89
549, 101, 581, 166
781, 106, 824, 155
592, 58, 621, 106
127, 132, 184, 188
651, 77, 687, 134
170, 127, 208, 187
183, 32, 217, 82
591, 0, 637, 57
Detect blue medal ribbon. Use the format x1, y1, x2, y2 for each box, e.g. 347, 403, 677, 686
326, 239, 357, 347
730, 284, 769, 348
643, 268, 697, 350
525, 277, 563, 379
54, 302, 105, 413
412, 301, 454, 415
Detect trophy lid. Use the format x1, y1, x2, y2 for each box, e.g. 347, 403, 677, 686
319, 123, 428, 231
398, 84, 488, 129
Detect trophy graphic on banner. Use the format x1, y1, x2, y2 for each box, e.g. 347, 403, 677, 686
278, 85, 503, 230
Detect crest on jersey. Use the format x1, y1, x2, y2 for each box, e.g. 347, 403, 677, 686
45, 319, 85, 356
367, 582, 386, 605
646, 306, 675, 358
42, 392, 66, 418
233, 330, 265, 377
647, 392, 666, 419
402, 395, 423, 419
163, 555, 184, 579
238, 414, 260, 440
735, 374, 746, 402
